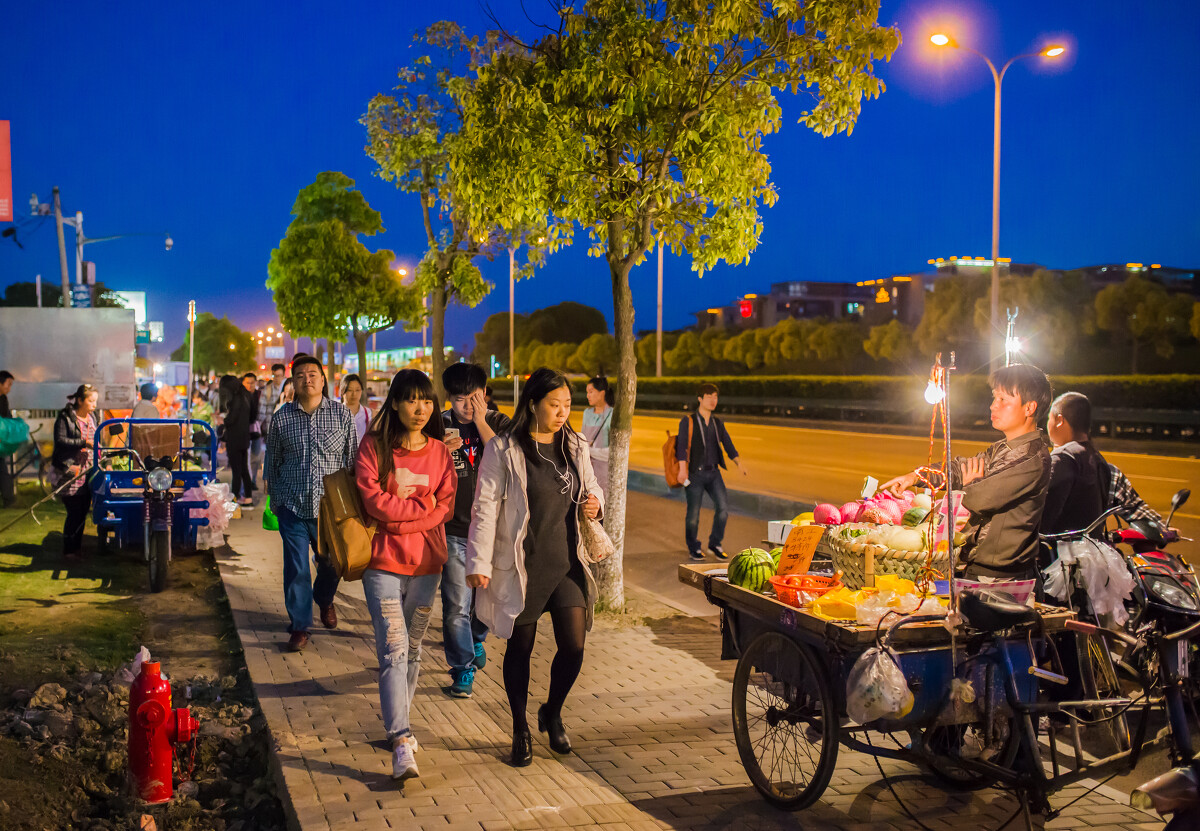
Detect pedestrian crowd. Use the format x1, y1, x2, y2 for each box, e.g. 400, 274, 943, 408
0, 356, 1176, 785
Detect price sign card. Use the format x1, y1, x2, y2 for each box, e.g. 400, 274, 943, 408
777, 525, 825, 575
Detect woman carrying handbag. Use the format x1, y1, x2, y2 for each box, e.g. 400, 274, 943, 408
466, 367, 608, 767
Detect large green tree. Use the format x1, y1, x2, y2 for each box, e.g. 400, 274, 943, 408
363, 22, 552, 398
0, 280, 126, 308
970, 269, 1091, 371
267, 171, 422, 376
170, 312, 255, 375
472, 301, 608, 365
863, 319, 916, 365
1094, 275, 1193, 373
454, 0, 898, 606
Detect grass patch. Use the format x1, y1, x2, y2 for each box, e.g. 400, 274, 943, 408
0, 483, 145, 698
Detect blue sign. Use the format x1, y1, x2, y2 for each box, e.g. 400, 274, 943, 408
70, 286, 92, 308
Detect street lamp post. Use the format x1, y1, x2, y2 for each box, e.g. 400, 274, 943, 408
930, 34, 1065, 370
60, 211, 172, 287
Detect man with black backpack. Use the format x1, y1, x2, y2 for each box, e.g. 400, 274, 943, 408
675, 382, 747, 561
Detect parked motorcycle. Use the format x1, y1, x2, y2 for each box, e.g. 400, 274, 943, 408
1132, 763, 1200, 829
1114, 489, 1196, 636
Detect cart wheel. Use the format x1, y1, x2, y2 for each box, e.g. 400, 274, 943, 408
731, 631, 839, 810
1078, 631, 1131, 754
922, 714, 1019, 789
148, 529, 170, 593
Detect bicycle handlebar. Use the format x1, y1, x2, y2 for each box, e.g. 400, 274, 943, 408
1040, 505, 1123, 542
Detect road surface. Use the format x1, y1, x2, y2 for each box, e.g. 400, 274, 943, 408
553, 408, 1200, 554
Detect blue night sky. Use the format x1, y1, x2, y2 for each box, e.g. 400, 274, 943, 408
2, 1, 1197, 360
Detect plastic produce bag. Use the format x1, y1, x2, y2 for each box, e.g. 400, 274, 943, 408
0, 417, 29, 455
185, 481, 237, 550
846, 646, 914, 723
1043, 538, 1136, 624
262, 495, 279, 531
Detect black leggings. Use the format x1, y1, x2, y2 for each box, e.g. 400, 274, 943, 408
62, 484, 92, 554
502, 606, 587, 733
227, 444, 252, 499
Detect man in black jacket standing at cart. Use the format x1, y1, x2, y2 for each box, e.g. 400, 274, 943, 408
676, 382, 748, 562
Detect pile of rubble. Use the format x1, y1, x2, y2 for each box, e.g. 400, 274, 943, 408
0, 666, 286, 831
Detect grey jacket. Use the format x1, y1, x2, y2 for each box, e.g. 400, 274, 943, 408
941, 429, 1052, 578
466, 430, 606, 638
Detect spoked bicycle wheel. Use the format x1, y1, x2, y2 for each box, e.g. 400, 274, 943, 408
1078, 631, 1131, 754
731, 631, 839, 810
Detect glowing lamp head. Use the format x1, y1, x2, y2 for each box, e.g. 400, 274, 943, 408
930, 33, 952, 47
924, 380, 945, 405
1044, 46, 1066, 57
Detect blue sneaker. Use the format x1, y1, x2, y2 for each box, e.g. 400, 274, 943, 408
472, 642, 487, 670
448, 666, 475, 698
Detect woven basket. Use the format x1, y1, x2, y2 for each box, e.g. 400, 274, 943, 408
824, 527, 949, 589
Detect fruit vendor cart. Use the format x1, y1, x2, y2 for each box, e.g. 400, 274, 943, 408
679, 561, 1139, 819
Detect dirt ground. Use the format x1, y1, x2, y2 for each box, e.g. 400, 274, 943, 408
0, 483, 284, 830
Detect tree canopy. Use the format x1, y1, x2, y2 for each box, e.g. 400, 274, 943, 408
1094, 275, 1193, 372
452, 0, 900, 607
170, 312, 256, 375
472, 301, 608, 364
0, 280, 126, 308
266, 171, 423, 375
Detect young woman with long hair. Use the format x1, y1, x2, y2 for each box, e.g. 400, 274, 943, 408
340, 373, 371, 446
52, 384, 100, 559
466, 367, 605, 767
354, 369, 455, 781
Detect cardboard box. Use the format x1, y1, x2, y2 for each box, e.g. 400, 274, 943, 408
767, 521, 794, 545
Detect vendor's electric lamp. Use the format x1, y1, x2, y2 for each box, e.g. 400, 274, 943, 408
924, 380, 945, 405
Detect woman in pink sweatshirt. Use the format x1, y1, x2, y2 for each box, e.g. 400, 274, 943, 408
355, 369, 456, 781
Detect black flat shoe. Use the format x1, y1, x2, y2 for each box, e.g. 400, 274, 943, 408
509, 727, 533, 767
537, 705, 572, 755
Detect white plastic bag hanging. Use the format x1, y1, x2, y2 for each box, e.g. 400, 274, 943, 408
1043, 538, 1136, 625
846, 646, 914, 723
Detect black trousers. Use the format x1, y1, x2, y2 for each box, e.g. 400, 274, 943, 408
227, 444, 252, 499
0, 454, 14, 506
62, 484, 92, 554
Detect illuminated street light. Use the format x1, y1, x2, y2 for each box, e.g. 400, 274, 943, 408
927, 31, 1067, 370
229, 343, 236, 350
267, 326, 274, 333
924, 380, 945, 405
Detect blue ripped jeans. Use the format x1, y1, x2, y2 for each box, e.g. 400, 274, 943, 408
362, 569, 441, 741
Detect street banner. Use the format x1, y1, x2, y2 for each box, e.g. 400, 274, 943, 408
0, 121, 11, 222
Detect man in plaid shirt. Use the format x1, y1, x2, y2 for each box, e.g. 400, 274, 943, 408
266, 355, 357, 652
258, 363, 286, 437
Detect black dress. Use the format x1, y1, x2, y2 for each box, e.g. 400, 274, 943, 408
516, 436, 587, 625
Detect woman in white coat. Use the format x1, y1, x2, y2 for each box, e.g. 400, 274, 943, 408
466, 367, 605, 767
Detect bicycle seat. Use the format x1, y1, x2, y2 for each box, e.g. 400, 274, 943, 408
959, 587, 1039, 632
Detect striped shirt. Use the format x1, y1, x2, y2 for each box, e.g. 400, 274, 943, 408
265, 398, 357, 519
1108, 464, 1166, 532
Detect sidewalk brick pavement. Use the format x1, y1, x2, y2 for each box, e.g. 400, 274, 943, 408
216, 511, 1164, 831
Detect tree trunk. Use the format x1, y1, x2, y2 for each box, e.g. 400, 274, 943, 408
354, 329, 369, 384
598, 259, 636, 612
430, 277, 449, 402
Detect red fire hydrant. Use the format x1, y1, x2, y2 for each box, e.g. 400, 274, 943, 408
128, 660, 199, 804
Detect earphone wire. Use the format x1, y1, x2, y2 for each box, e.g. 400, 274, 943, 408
533, 412, 588, 504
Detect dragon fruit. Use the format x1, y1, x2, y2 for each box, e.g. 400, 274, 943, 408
812, 503, 842, 526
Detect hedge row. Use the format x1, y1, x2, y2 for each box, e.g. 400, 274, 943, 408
490, 374, 1200, 411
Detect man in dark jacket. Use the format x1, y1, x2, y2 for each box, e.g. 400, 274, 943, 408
883, 364, 1053, 585
675, 382, 747, 561
440, 362, 510, 697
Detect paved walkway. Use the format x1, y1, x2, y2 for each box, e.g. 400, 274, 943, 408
216, 494, 1164, 831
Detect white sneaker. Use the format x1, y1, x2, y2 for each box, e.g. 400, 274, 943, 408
391, 738, 418, 781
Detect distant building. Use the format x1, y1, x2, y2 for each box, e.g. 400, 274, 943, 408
342, 346, 451, 375
692, 256, 1199, 332
694, 280, 874, 330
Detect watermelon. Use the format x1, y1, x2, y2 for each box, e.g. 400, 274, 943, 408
729, 548, 775, 593
770, 546, 783, 569
812, 503, 842, 525
902, 507, 930, 527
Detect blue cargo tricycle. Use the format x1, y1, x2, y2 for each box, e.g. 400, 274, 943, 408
91, 418, 218, 592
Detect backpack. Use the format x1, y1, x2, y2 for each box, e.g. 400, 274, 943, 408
663, 415, 693, 489
317, 467, 375, 581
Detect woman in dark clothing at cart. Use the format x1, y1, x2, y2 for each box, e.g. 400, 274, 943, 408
466, 368, 605, 767
52, 384, 100, 559
219, 374, 254, 508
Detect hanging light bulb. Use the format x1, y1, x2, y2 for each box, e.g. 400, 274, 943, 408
925, 379, 945, 405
